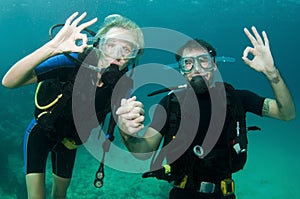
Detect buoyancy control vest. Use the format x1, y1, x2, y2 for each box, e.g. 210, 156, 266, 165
143, 82, 261, 184
34, 48, 133, 146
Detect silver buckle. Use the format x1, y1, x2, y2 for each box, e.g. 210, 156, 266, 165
199, 181, 215, 193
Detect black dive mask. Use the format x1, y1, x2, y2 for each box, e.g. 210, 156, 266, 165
190, 76, 209, 94
101, 64, 123, 87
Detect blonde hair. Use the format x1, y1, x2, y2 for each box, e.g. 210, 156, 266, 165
96, 14, 144, 51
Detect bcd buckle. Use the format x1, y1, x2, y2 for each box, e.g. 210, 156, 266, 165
221, 178, 235, 196
199, 181, 215, 193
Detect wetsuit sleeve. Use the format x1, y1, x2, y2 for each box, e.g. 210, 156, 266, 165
35, 53, 78, 81
236, 90, 266, 116
148, 96, 169, 136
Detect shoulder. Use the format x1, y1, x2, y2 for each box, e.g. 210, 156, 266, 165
215, 82, 263, 101
235, 89, 265, 115
37, 65, 79, 82
235, 89, 264, 101
215, 82, 265, 115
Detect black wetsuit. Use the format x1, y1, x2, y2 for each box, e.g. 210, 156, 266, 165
23, 52, 113, 178
150, 86, 265, 199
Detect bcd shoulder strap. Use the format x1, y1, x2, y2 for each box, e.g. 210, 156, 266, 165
219, 82, 248, 173
163, 93, 181, 147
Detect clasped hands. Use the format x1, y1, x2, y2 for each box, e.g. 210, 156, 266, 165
116, 96, 145, 136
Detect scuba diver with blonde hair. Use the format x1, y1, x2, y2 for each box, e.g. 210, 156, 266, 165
2, 11, 144, 199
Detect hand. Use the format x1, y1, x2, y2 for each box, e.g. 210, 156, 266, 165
116, 96, 145, 136
48, 12, 97, 54
242, 26, 275, 74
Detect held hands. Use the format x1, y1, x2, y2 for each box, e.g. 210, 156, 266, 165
116, 96, 145, 136
242, 26, 276, 75
48, 12, 97, 54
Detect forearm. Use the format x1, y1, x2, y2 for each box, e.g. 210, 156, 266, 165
120, 127, 162, 160
120, 130, 152, 153
264, 67, 296, 120
2, 41, 60, 88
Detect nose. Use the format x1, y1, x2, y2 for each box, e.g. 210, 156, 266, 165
110, 47, 122, 58
193, 62, 206, 74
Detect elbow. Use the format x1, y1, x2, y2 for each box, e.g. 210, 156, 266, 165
281, 109, 296, 121
2, 72, 23, 88
287, 105, 296, 121
2, 70, 36, 89
284, 112, 296, 121
1, 76, 15, 89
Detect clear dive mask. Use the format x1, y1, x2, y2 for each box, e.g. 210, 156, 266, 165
179, 53, 215, 74
98, 36, 140, 59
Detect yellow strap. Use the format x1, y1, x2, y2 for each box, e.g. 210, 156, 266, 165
37, 111, 48, 119
162, 164, 171, 174
61, 138, 79, 150
174, 175, 188, 189
35, 82, 63, 110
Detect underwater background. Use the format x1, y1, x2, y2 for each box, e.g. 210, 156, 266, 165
0, 0, 299, 198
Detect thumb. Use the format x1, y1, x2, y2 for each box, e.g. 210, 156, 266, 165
120, 98, 127, 106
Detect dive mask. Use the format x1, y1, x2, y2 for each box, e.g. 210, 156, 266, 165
179, 53, 214, 74
98, 36, 140, 59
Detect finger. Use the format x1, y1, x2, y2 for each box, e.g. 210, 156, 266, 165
120, 112, 141, 120
73, 46, 85, 53
131, 107, 145, 116
130, 101, 144, 109
242, 56, 251, 66
117, 98, 133, 114
139, 107, 145, 115
133, 115, 145, 124
127, 96, 137, 103
65, 12, 79, 26
71, 12, 87, 27
127, 125, 144, 135
120, 96, 137, 106
127, 121, 143, 129
116, 97, 142, 115
242, 46, 254, 58
78, 17, 98, 31
127, 116, 145, 128
74, 33, 88, 52
73, 45, 86, 53
116, 106, 130, 115
251, 26, 264, 45
80, 33, 88, 46
117, 103, 139, 115
262, 31, 270, 49
120, 98, 127, 106
123, 100, 143, 111
244, 27, 258, 46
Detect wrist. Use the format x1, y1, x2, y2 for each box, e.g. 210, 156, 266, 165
120, 131, 129, 142
44, 41, 63, 56
120, 131, 137, 143
265, 67, 280, 84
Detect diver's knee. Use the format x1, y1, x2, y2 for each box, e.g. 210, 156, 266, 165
52, 174, 71, 199
25, 173, 45, 199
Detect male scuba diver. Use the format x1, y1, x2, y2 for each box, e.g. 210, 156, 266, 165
116, 26, 295, 199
